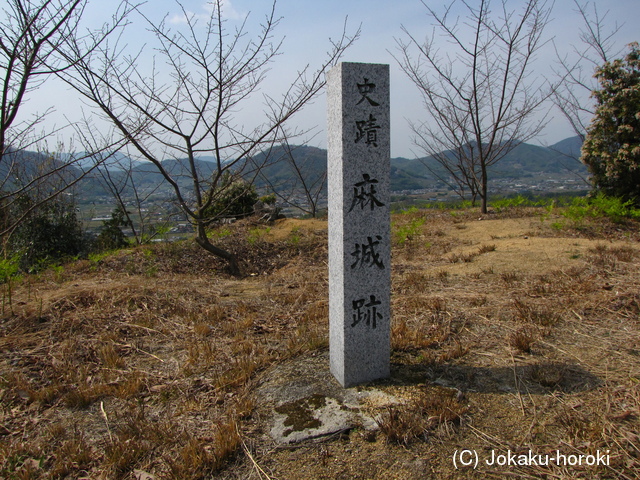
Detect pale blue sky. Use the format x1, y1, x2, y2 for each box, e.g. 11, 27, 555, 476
18, 0, 640, 157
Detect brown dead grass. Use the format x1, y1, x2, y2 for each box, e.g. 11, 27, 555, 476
1, 209, 639, 479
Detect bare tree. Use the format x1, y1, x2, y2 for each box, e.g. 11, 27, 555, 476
95, 152, 177, 245
75, 120, 179, 245
395, 0, 553, 213
0, 0, 132, 244
552, 1, 623, 148
62, 0, 357, 273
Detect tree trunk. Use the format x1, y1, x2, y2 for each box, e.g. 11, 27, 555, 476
480, 164, 489, 214
196, 224, 240, 275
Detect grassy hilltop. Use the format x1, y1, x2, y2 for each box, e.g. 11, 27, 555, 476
1, 204, 639, 479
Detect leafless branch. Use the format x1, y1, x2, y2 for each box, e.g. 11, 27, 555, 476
551, 0, 623, 147
394, 0, 552, 213
61, 0, 358, 273
0, 0, 134, 243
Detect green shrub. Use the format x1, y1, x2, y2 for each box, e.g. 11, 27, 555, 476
95, 207, 129, 251
559, 193, 640, 227
7, 195, 88, 272
581, 43, 640, 204
203, 173, 258, 220
0, 256, 20, 283
491, 195, 528, 211
259, 193, 277, 205
588, 193, 640, 223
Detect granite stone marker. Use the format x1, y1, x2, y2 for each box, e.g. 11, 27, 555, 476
327, 62, 390, 387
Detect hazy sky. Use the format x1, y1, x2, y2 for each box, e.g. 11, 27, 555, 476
16, 0, 640, 158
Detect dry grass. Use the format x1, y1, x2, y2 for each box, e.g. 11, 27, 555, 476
375, 386, 470, 446
1, 210, 639, 479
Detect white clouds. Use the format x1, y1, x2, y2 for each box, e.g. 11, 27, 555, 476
169, 1, 243, 25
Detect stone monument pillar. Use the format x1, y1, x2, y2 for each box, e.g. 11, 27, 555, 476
327, 62, 390, 387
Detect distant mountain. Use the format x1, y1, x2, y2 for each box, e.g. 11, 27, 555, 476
69, 156, 219, 199
246, 145, 327, 191
0, 149, 83, 191
57, 151, 137, 171
8, 136, 589, 204
129, 158, 216, 185
550, 136, 584, 159
392, 137, 588, 189
241, 138, 589, 195
389, 159, 433, 190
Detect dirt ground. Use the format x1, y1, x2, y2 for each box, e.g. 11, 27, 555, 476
1, 208, 639, 479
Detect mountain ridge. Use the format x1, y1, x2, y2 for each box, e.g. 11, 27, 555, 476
7, 136, 589, 201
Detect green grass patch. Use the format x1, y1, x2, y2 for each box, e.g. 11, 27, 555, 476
560, 194, 640, 227
393, 217, 425, 245
0, 256, 20, 284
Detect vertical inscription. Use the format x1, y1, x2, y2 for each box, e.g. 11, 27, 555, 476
348, 174, 385, 212
349, 76, 386, 328
328, 63, 390, 387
